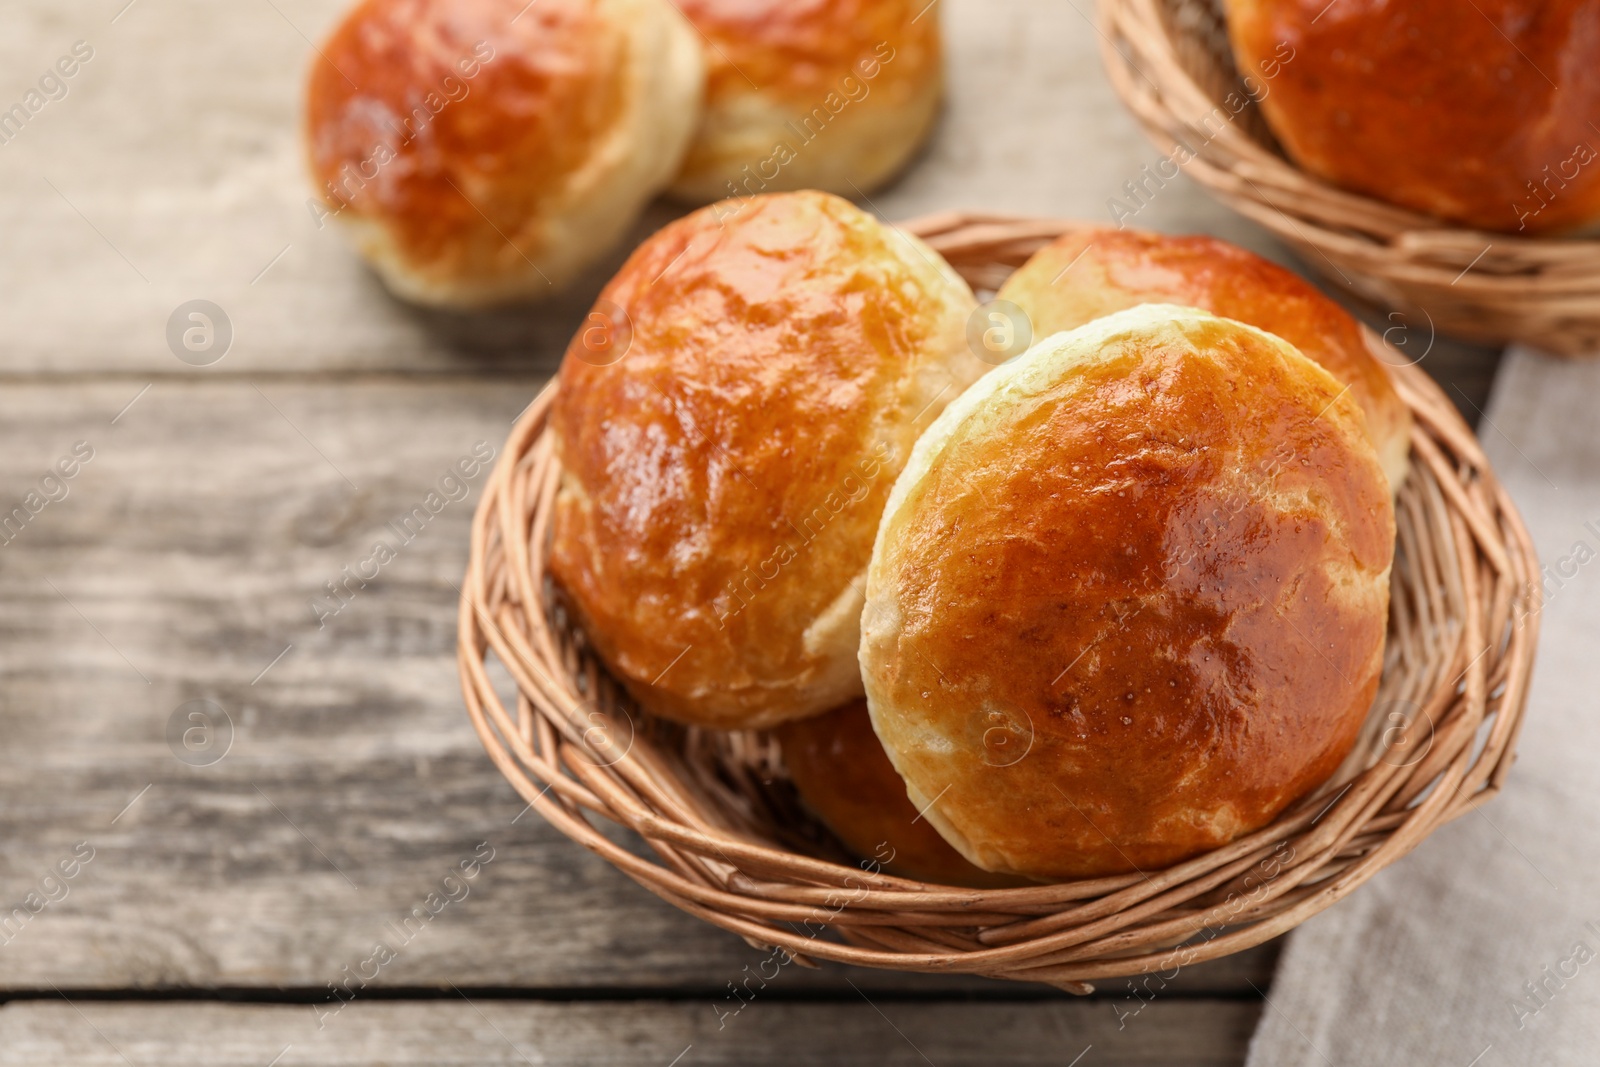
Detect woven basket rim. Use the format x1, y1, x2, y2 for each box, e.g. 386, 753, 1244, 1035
457, 212, 1542, 991
1097, 0, 1600, 354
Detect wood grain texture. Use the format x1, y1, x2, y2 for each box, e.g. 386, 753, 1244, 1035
0, 379, 1277, 999
0, 999, 1264, 1066
0, 0, 1507, 1064
0, 0, 1261, 376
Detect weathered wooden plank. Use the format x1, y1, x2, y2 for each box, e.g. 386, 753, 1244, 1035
0, 1, 1505, 1063
0, 0, 1270, 377
0, 999, 1263, 1066
0, 379, 1278, 996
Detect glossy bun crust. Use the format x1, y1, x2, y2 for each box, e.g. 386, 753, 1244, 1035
668, 0, 942, 202
1225, 0, 1600, 233
861, 306, 1394, 880
305, 0, 704, 305
996, 226, 1411, 490
550, 191, 982, 729
776, 702, 1019, 887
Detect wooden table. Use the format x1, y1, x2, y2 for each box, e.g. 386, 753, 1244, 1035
0, 0, 1503, 1062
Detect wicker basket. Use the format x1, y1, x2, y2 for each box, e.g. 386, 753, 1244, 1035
456, 213, 1541, 993
1099, 0, 1600, 356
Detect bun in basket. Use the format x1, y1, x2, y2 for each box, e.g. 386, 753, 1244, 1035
995, 225, 1411, 490
860, 305, 1395, 880
668, 0, 942, 203
304, 0, 704, 306
776, 702, 1020, 887
550, 191, 982, 729
1223, 0, 1600, 234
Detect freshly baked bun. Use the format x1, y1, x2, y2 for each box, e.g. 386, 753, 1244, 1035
776, 702, 1020, 887
860, 305, 1395, 880
668, 0, 942, 203
550, 191, 983, 729
305, 0, 704, 306
1224, 0, 1600, 233
995, 226, 1412, 489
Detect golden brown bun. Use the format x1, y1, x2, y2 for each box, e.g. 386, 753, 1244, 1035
668, 0, 942, 203
995, 226, 1412, 491
550, 191, 983, 729
860, 306, 1395, 880
305, 0, 704, 305
776, 702, 1022, 887
1224, 0, 1600, 233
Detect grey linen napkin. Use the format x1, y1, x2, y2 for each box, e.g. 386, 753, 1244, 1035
1246, 348, 1600, 1066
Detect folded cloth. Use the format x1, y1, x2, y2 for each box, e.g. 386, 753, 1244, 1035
1247, 347, 1600, 1066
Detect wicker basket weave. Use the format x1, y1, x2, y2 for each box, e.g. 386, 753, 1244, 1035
456, 213, 1541, 992
1099, 0, 1600, 356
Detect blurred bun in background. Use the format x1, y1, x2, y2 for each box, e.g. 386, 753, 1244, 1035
668, 0, 943, 203
305, 0, 704, 306
861, 306, 1395, 880
996, 226, 1412, 489
550, 191, 982, 730
1224, 0, 1600, 233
